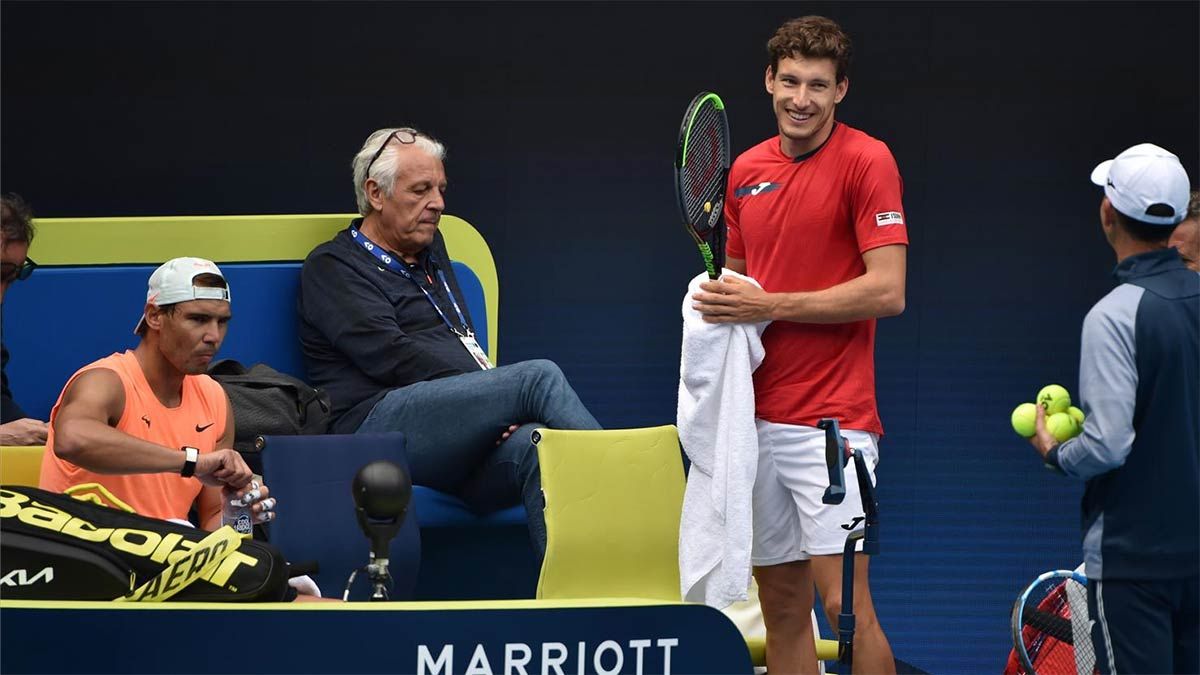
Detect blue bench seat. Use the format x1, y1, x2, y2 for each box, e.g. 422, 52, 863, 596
2, 214, 536, 598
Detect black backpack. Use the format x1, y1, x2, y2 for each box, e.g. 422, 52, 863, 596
207, 359, 332, 455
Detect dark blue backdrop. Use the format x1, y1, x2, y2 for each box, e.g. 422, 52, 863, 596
3, 2, 1197, 671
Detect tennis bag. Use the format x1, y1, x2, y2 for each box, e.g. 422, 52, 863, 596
0, 485, 289, 602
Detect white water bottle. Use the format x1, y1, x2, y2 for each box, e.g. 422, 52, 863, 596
222, 485, 254, 537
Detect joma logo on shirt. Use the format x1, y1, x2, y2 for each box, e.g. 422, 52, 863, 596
734, 182, 782, 198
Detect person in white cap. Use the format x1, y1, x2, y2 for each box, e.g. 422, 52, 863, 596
39, 257, 277, 532
1026, 143, 1198, 675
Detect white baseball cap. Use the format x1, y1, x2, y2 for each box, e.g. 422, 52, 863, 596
133, 257, 231, 334
1090, 143, 1191, 226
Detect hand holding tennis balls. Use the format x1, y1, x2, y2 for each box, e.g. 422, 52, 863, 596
1020, 384, 1087, 462
1012, 385, 1085, 442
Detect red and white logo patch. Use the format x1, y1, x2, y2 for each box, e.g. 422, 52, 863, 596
875, 211, 904, 227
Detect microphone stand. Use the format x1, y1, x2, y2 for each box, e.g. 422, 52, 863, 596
344, 460, 411, 602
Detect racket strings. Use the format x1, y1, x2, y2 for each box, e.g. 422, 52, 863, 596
1019, 578, 1096, 675
680, 103, 728, 224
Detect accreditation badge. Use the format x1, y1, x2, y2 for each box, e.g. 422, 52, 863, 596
460, 334, 494, 370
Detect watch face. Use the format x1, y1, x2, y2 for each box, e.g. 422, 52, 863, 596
182, 447, 199, 476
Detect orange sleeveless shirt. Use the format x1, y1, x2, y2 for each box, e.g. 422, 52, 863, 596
39, 350, 229, 521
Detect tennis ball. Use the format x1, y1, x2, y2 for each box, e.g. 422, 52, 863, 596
1037, 384, 1072, 415
1011, 403, 1038, 438
1046, 412, 1079, 442
1067, 406, 1085, 426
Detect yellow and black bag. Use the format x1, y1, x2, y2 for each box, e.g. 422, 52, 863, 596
0, 485, 289, 602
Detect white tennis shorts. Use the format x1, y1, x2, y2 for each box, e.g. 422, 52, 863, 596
751, 419, 880, 566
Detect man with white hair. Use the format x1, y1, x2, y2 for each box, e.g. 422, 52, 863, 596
1027, 143, 1198, 674
298, 127, 601, 555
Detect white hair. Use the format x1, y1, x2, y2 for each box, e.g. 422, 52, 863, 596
351, 127, 446, 216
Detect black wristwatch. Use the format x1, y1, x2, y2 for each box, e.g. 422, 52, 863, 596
180, 446, 199, 477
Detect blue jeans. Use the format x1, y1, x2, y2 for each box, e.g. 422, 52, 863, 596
356, 359, 601, 554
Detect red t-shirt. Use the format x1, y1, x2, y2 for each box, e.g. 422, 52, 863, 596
725, 123, 908, 435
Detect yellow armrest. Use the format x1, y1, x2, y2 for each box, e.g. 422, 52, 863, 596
1, 445, 45, 487
745, 636, 840, 667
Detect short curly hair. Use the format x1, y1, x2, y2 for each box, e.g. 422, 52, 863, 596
1, 193, 35, 243
767, 16, 853, 83
1188, 190, 1199, 220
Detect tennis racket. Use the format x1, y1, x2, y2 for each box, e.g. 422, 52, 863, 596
674, 92, 730, 279
1008, 570, 1096, 675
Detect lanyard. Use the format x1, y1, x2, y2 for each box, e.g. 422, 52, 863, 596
350, 227, 473, 337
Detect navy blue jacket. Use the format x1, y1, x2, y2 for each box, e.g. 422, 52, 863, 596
297, 223, 481, 434
1047, 248, 1199, 580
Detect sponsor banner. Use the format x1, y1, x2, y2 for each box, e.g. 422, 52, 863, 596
0, 601, 751, 674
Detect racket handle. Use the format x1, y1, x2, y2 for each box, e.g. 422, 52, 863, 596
819, 418, 847, 504
698, 241, 719, 279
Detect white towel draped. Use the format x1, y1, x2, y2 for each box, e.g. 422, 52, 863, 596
677, 270, 769, 608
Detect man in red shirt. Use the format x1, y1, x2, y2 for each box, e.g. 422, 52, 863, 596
693, 16, 907, 674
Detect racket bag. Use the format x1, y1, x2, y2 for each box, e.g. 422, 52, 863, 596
0, 485, 288, 601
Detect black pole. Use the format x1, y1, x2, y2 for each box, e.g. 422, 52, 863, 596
819, 419, 882, 674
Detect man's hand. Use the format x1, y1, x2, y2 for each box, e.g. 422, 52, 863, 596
1028, 405, 1059, 459
0, 418, 48, 445
224, 481, 277, 524
692, 276, 776, 324
496, 424, 519, 446
194, 448, 253, 489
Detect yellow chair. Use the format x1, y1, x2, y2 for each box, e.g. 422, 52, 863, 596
532, 426, 839, 667
533, 425, 685, 601
0, 446, 45, 487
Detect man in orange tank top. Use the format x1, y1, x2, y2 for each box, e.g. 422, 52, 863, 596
40, 257, 276, 530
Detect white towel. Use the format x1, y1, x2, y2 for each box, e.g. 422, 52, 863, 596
677, 269, 769, 608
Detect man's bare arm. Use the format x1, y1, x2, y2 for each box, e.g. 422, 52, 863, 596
51, 369, 190, 474
0, 418, 48, 445
695, 244, 906, 324
197, 395, 238, 530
